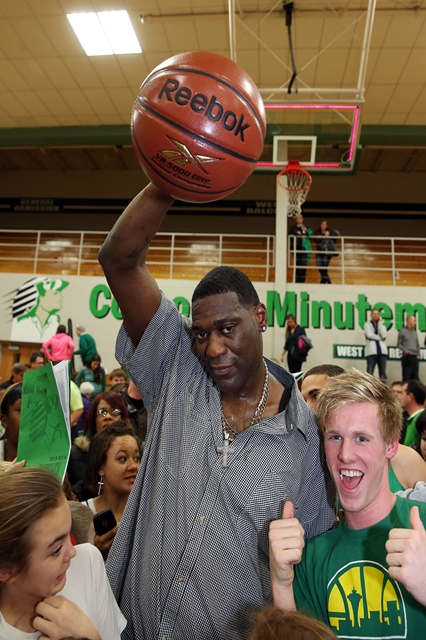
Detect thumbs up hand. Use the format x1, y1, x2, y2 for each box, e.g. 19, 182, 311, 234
269, 500, 305, 598
385, 506, 426, 607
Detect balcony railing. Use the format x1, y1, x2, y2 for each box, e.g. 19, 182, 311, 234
288, 235, 426, 286
0, 230, 276, 283
0, 229, 425, 286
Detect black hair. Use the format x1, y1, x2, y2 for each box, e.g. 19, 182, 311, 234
85, 419, 140, 488
415, 409, 426, 438
88, 354, 102, 384
405, 380, 426, 406
191, 267, 259, 308
30, 351, 44, 364
303, 364, 345, 380
0, 383, 23, 415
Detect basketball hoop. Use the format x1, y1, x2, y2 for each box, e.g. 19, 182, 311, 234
277, 161, 313, 218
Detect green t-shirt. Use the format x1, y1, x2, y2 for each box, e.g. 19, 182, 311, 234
294, 496, 426, 639
403, 410, 424, 448
388, 462, 405, 493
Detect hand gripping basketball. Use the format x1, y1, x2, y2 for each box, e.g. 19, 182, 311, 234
131, 51, 266, 203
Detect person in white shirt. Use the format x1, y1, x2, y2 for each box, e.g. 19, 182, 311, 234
364, 309, 388, 381
0, 467, 126, 640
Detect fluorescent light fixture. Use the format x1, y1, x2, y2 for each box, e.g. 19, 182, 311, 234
98, 11, 142, 54
67, 10, 142, 56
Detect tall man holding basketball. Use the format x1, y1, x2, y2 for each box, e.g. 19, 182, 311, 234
99, 182, 335, 640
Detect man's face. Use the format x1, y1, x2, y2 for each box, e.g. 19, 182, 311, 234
301, 374, 327, 412
407, 316, 416, 329
391, 384, 403, 401
324, 402, 398, 529
31, 356, 45, 369
111, 375, 125, 386
12, 369, 25, 383
399, 383, 411, 410
371, 310, 380, 322
191, 292, 265, 394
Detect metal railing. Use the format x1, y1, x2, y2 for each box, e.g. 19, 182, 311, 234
1, 229, 425, 286
0, 229, 276, 282
288, 234, 426, 286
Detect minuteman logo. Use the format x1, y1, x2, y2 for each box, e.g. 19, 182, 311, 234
326, 561, 407, 638
160, 137, 223, 173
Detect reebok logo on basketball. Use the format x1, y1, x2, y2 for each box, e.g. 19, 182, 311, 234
160, 137, 222, 174
158, 78, 250, 142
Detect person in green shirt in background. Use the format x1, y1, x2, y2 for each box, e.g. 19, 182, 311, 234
75, 324, 98, 366
400, 379, 425, 447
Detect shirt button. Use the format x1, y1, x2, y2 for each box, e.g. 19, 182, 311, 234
178, 576, 185, 583
162, 636, 167, 640
200, 516, 205, 523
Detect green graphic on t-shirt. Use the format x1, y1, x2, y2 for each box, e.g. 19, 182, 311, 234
327, 561, 406, 638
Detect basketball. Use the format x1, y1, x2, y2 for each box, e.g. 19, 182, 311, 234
131, 51, 266, 203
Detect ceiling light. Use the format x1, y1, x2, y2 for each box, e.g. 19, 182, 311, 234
98, 11, 142, 54
67, 11, 142, 56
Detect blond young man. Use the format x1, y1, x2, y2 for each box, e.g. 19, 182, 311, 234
269, 369, 426, 639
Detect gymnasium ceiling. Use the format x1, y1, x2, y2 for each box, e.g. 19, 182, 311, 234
0, 0, 425, 174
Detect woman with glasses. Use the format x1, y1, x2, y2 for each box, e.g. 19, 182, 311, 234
67, 392, 129, 500
75, 355, 106, 400
84, 421, 141, 559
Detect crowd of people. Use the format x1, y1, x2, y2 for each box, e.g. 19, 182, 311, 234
1, 184, 426, 640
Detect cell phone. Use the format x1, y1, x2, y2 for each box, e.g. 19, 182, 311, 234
93, 508, 117, 536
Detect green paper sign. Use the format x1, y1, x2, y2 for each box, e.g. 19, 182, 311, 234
17, 362, 71, 481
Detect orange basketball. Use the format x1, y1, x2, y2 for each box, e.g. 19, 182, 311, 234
131, 51, 266, 203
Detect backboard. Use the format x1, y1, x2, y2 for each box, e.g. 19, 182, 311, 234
257, 102, 362, 173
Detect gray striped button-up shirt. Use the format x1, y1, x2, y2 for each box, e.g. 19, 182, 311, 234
106, 294, 336, 640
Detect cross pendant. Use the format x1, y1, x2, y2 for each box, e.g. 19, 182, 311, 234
217, 434, 235, 468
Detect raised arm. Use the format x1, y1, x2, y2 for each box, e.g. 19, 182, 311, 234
98, 183, 174, 346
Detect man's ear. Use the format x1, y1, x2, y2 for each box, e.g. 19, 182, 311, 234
386, 438, 399, 460
254, 303, 268, 330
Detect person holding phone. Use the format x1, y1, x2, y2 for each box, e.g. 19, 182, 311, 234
364, 308, 388, 381
85, 420, 141, 559
0, 466, 126, 640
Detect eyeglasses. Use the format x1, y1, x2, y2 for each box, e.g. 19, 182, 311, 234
96, 408, 122, 418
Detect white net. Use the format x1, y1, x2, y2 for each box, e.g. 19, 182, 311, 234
277, 162, 313, 217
